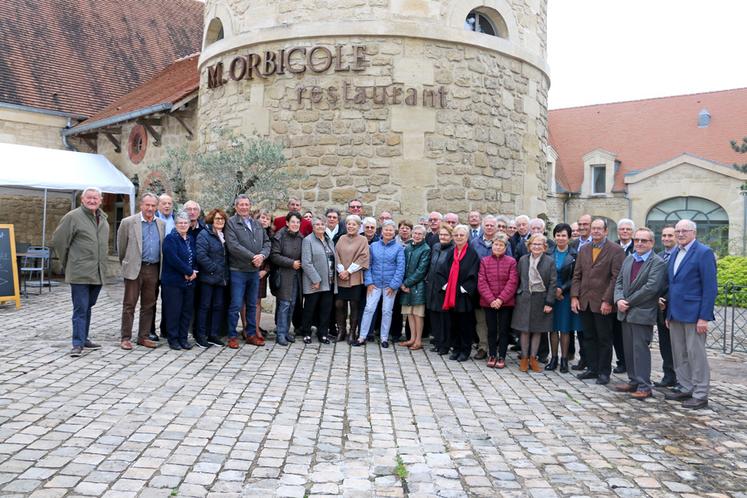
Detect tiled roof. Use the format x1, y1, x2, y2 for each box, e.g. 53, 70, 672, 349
74, 53, 200, 131
0, 0, 203, 118
549, 87, 747, 192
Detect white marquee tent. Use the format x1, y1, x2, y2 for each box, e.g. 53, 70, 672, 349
0, 142, 136, 247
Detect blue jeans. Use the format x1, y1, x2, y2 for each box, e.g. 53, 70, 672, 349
359, 286, 396, 342
197, 283, 225, 341
228, 270, 259, 338
276, 277, 298, 340
70, 284, 102, 347
162, 285, 195, 346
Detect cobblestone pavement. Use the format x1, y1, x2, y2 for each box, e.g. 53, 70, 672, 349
2, 282, 747, 497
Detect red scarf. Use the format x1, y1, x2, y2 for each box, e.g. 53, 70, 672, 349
443, 243, 468, 310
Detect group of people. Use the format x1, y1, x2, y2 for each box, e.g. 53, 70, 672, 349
52, 189, 717, 409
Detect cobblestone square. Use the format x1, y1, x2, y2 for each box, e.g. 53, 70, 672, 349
2, 282, 747, 497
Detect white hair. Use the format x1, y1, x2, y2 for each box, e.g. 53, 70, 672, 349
362, 217, 377, 227
515, 215, 530, 224
412, 224, 427, 234
529, 217, 545, 230
81, 187, 102, 197
346, 214, 362, 226
453, 224, 470, 235
617, 218, 635, 229
676, 219, 697, 231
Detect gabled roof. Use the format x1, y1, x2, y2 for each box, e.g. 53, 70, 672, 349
548, 87, 747, 192
69, 53, 200, 134
0, 0, 203, 118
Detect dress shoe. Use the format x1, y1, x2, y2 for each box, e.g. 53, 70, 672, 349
168, 342, 182, 351
320, 336, 331, 345
137, 339, 158, 349
227, 338, 239, 349
631, 390, 652, 400
457, 352, 469, 362
559, 358, 569, 373
571, 360, 587, 371
303, 336, 313, 345
486, 356, 497, 368
529, 357, 542, 373
474, 349, 487, 360
577, 371, 597, 380
682, 397, 708, 410
287, 334, 296, 343
519, 357, 529, 373
180, 341, 193, 350
381, 341, 389, 348
148, 333, 160, 342
665, 390, 692, 401
614, 383, 637, 393
438, 349, 450, 355
83, 340, 101, 349
449, 352, 460, 361
120, 340, 133, 350
544, 356, 558, 371
613, 364, 627, 374
246, 335, 264, 346
596, 374, 610, 385
654, 378, 677, 388
352, 340, 365, 347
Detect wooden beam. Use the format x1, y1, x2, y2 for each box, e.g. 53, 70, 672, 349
137, 118, 163, 127
104, 132, 121, 153
172, 114, 194, 141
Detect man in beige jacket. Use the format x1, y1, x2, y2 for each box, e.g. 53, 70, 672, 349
117, 192, 165, 350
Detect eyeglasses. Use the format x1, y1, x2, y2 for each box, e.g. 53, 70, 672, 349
632, 238, 652, 243
364, 225, 375, 230
496, 225, 506, 229
438, 232, 450, 237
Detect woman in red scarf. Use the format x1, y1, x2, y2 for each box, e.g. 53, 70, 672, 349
436, 224, 480, 362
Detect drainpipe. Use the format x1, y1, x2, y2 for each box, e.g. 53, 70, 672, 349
62, 118, 77, 151
741, 185, 747, 256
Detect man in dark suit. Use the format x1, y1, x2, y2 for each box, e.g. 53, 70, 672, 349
613, 228, 667, 399
510, 215, 530, 260
663, 219, 717, 410
425, 211, 443, 247
655, 225, 677, 387
571, 218, 625, 385
611, 218, 636, 373
570, 213, 592, 369
468, 210, 483, 240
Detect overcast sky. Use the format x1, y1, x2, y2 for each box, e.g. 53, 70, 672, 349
547, 0, 747, 109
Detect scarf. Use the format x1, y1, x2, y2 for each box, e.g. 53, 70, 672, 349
443, 244, 468, 310
528, 254, 546, 292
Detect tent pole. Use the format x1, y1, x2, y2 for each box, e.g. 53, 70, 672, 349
42, 188, 48, 248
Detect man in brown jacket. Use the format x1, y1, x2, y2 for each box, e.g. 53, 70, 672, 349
571, 218, 625, 385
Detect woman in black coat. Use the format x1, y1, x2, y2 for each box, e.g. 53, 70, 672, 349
436, 225, 480, 362
195, 208, 230, 348
269, 211, 304, 346
426, 223, 454, 355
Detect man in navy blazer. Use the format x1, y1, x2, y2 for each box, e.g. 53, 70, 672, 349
664, 219, 717, 410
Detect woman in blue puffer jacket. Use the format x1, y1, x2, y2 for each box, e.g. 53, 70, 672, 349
353, 220, 405, 348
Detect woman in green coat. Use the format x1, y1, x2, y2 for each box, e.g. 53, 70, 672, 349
398, 225, 431, 350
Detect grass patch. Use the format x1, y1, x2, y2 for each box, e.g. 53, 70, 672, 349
395, 454, 408, 479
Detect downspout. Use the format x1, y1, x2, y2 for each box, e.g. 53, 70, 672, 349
62, 118, 77, 151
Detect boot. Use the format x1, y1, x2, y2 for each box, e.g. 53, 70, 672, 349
544, 356, 558, 371
529, 357, 542, 373
348, 329, 358, 345
559, 358, 569, 373
519, 357, 529, 373
336, 325, 347, 343
571, 359, 587, 371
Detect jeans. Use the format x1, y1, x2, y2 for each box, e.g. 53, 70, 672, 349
197, 283, 225, 341
276, 278, 298, 340
70, 284, 102, 347
227, 270, 259, 338
162, 284, 195, 346
359, 286, 396, 342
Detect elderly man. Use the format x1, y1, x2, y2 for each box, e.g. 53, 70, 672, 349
444, 212, 459, 228
571, 218, 625, 385
663, 220, 717, 410
654, 225, 678, 387
468, 210, 482, 240
225, 195, 272, 348
375, 211, 393, 237
275, 197, 313, 236
613, 228, 667, 399
425, 211, 443, 247
510, 214, 530, 260
529, 218, 556, 252
507, 219, 517, 238
117, 192, 166, 350
570, 222, 580, 241
156, 193, 175, 235
52, 187, 109, 357
610, 217, 637, 373
184, 200, 205, 248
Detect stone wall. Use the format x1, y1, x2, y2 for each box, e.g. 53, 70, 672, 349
547, 194, 628, 227
0, 108, 67, 150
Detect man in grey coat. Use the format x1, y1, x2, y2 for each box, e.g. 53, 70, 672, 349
613, 227, 667, 399
52, 187, 110, 357
225, 194, 271, 348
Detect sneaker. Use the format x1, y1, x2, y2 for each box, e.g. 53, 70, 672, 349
207, 336, 225, 346
195, 338, 211, 348
70, 346, 82, 357
83, 340, 101, 349
227, 338, 239, 349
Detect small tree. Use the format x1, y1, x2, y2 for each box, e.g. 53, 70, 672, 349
154, 130, 301, 212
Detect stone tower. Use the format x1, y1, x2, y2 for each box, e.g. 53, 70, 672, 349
197, 0, 550, 218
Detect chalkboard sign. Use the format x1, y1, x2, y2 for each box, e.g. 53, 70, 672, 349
0, 225, 21, 309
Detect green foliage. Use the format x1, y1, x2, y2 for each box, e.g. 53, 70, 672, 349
716, 256, 747, 306
395, 455, 408, 480
153, 130, 303, 212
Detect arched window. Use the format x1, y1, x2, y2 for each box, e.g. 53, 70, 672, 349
205, 17, 225, 47
464, 8, 508, 38
646, 196, 729, 252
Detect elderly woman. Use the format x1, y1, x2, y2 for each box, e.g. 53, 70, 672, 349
547, 223, 581, 373
161, 211, 198, 350
511, 234, 557, 373
477, 233, 518, 368
362, 217, 379, 245
301, 217, 338, 344
334, 214, 369, 343
270, 211, 304, 346
426, 223, 454, 355
195, 208, 229, 348
255, 209, 274, 336
396, 220, 413, 246
399, 224, 431, 350
437, 224, 480, 362
354, 220, 405, 348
